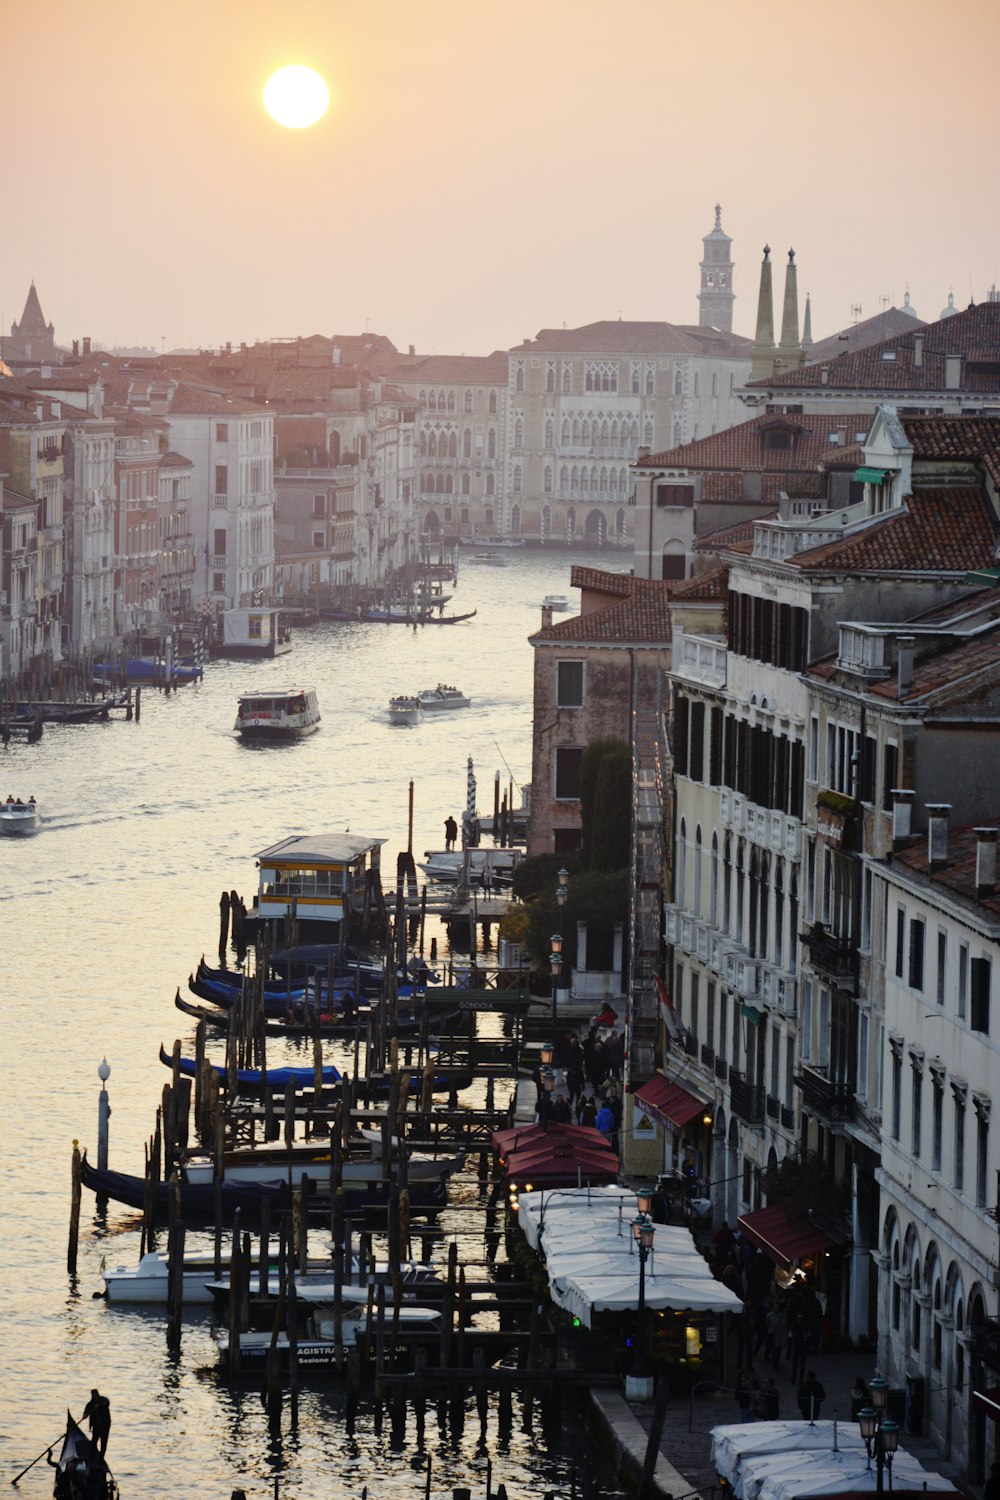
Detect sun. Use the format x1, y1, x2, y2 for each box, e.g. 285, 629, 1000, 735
262, 65, 330, 129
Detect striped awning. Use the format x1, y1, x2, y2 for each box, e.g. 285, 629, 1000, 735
854, 466, 888, 483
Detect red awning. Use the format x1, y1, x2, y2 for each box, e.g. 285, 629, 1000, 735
974, 1386, 1000, 1420
633, 1075, 707, 1135
737, 1205, 847, 1270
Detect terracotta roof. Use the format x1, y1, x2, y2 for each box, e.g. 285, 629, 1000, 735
375, 351, 509, 384
530, 575, 673, 646
667, 565, 730, 601
903, 415, 1000, 487
693, 516, 763, 554
511, 321, 751, 357
569, 565, 634, 597
892, 822, 1000, 921
790, 487, 998, 574
805, 307, 926, 366
168, 383, 270, 417
640, 410, 875, 474
0, 398, 42, 426
158, 449, 191, 468
747, 301, 1000, 393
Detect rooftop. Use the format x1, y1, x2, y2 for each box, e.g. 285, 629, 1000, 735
892, 822, 1000, 922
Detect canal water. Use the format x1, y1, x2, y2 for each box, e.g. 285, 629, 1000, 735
1, 548, 631, 1499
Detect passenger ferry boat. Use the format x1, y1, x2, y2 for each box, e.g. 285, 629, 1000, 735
417, 684, 471, 711
388, 695, 421, 724
234, 687, 321, 739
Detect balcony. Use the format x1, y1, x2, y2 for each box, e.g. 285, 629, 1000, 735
795, 1065, 856, 1123
683, 1032, 698, 1058
802, 923, 856, 988
212, 493, 229, 509
729, 1070, 765, 1125
780, 1104, 796, 1131
701, 1043, 715, 1069
672, 627, 727, 689
766, 1094, 781, 1121
714, 1056, 728, 1082
211, 554, 228, 569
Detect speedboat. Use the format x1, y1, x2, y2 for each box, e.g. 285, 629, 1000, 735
468, 552, 509, 567
417, 684, 471, 711
103, 1249, 220, 1305
220, 1303, 442, 1366
0, 798, 40, 834
542, 594, 571, 611
234, 687, 321, 739
418, 847, 522, 885
388, 695, 421, 724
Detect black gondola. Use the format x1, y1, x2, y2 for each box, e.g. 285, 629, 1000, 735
79, 1153, 291, 1217
49, 1412, 117, 1499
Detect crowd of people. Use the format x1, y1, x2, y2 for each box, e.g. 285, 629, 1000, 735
711, 1221, 831, 1423
538, 1024, 626, 1144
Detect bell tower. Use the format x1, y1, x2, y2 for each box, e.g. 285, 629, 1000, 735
697, 205, 735, 332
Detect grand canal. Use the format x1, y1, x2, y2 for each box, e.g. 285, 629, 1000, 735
1, 547, 630, 1499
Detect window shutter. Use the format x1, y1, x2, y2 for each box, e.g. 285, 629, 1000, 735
971, 958, 991, 1034
673, 695, 689, 777
908, 920, 925, 991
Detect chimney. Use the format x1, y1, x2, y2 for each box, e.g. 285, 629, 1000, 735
83, 336, 91, 355
926, 804, 952, 866
332, 345, 341, 366
945, 354, 962, 390
820, 365, 829, 386
638, 445, 651, 462
897, 635, 915, 695
541, 605, 554, 629
975, 828, 999, 898
408, 344, 415, 356
72, 339, 79, 357
892, 788, 915, 848
913, 332, 924, 368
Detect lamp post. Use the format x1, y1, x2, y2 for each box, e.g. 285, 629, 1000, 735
550, 932, 563, 1039
857, 1375, 900, 1494
539, 1064, 556, 1131
625, 1207, 656, 1402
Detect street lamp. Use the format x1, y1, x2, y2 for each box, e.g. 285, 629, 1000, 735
636, 1184, 654, 1218
539, 1064, 556, 1131
857, 1376, 900, 1495
626, 1210, 656, 1401
550, 932, 563, 1038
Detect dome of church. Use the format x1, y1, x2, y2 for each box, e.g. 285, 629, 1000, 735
900, 290, 920, 319
939, 291, 959, 319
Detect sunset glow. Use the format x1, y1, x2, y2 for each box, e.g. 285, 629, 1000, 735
262, 65, 330, 129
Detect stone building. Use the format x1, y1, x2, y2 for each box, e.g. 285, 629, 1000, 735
5, 283, 59, 366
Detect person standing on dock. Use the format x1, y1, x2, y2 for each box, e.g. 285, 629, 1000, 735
82, 1389, 111, 1455
444, 815, 458, 851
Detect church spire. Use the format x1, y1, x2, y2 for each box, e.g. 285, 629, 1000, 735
777, 248, 802, 369
801, 292, 813, 354
751, 246, 776, 381
697, 205, 735, 332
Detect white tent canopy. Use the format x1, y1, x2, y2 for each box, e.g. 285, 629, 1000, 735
517, 1185, 743, 1329
711, 1421, 960, 1500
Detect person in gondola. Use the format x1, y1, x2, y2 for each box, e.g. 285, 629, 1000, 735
82, 1390, 111, 1456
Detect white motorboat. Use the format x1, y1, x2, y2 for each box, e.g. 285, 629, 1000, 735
468, 552, 509, 567
103, 1250, 220, 1305
234, 686, 321, 739
179, 1135, 466, 1192
418, 847, 522, 886
0, 798, 40, 834
388, 695, 421, 724
417, 684, 471, 711
221, 1303, 443, 1366
542, 594, 571, 611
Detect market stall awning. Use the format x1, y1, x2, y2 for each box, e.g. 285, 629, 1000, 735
974, 1385, 1000, 1420
737, 1205, 847, 1269
506, 1137, 618, 1187
633, 1074, 707, 1134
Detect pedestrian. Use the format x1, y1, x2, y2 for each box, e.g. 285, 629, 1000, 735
765, 1298, 787, 1370
578, 1096, 598, 1128
82, 1388, 111, 1455
594, 1101, 614, 1140
797, 1370, 826, 1422
549, 1093, 571, 1124
850, 1374, 871, 1418
755, 1375, 780, 1421
788, 1304, 808, 1386
735, 1301, 755, 1371
736, 1368, 754, 1422
444, 815, 458, 851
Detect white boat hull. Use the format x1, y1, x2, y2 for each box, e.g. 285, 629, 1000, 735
0, 804, 40, 834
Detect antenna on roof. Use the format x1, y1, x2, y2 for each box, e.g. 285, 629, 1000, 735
851, 304, 862, 327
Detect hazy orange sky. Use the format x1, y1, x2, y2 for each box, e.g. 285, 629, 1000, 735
5, 0, 998, 357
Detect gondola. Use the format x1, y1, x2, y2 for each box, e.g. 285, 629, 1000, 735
173, 989, 380, 1038
418, 608, 477, 625
49, 1412, 117, 1499
80, 1152, 291, 1217
158, 1042, 342, 1090
187, 974, 353, 1021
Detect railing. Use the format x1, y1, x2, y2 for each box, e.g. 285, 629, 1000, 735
673, 628, 727, 689
211, 554, 227, 569
683, 1032, 699, 1058
212, 494, 229, 509
729, 1070, 765, 1125
766, 1094, 781, 1121
715, 1057, 728, 1081
701, 1043, 715, 1068
973, 1318, 1000, 1372
781, 1104, 796, 1130
795, 1066, 856, 1123
802, 924, 856, 983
